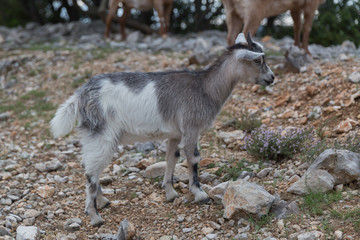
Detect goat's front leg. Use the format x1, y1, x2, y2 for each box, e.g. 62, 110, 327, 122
105, 0, 120, 38
162, 138, 180, 201
290, 10, 301, 47
119, 5, 130, 40
302, 2, 317, 55
96, 185, 111, 209
181, 135, 209, 203
154, 0, 166, 37
163, 2, 173, 35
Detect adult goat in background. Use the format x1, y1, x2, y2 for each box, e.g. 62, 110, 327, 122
105, 0, 173, 40
221, 0, 325, 54
51, 33, 275, 227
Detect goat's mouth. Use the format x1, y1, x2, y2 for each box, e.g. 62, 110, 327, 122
264, 79, 273, 85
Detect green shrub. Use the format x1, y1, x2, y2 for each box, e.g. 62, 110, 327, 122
236, 110, 262, 133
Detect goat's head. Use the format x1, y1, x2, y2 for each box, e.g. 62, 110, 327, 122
230, 33, 275, 86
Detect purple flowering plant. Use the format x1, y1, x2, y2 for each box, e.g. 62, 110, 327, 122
244, 127, 314, 161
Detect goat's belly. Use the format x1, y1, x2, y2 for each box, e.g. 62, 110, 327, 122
119, 131, 179, 145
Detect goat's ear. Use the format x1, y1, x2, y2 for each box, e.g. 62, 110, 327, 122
246, 32, 253, 46
236, 49, 264, 61
235, 33, 247, 44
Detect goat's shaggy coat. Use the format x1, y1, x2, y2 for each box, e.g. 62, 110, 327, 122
51, 33, 274, 226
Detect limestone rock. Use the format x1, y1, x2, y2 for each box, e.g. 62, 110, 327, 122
308, 149, 360, 185
348, 71, 360, 83
16, 226, 40, 240
270, 196, 300, 219
287, 169, 335, 195
284, 45, 313, 73
222, 179, 275, 219
334, 120, 352, 133
143, 162, 187, 180
208, 181, 229, 204
218, 130, 245, 144
37, 185, 55, 198
117, 219, 135, 240
34, 159, 62, 172
64, 218, 82, 232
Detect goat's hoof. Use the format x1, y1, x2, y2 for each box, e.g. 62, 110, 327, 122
97, 197, 111, 209
198, 197, 211, 204
100, 200, 111, 209
165, 189, 179, 202
90, 216, 104, 227
194, 191, 209, 203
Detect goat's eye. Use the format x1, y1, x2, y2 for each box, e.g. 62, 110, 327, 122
253, 59, 261, 64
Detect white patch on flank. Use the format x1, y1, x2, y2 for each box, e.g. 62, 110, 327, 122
100, 79, 178, 144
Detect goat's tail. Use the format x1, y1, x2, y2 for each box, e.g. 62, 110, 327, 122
50, 94, 79, 138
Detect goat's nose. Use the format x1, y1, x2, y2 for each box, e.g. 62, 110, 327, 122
271, 74, 275, 81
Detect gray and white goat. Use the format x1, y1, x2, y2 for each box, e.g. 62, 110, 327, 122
50, 33, 275, 226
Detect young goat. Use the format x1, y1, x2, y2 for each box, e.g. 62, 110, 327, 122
221, 0, 325, 54
105, 0, 173, 40
51, 33, 275, 227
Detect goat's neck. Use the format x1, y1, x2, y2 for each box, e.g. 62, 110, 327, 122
203, 55, 241, 108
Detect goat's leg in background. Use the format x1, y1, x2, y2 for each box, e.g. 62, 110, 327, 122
225, 11, 243, 45
105, 0, 120, 38
162, 138, 181, 201
302, 1, 318, 55
153, 0, 166, 37
81, 133, 116, 226
242, 17, 261, 40
163, 1, 173, 35
181, 131, 209, 203
119, 5, 131, 40
290, 10, 302, 48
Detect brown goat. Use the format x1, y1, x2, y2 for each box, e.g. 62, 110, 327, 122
105, 0, 173, 40
221, 0, 325, 54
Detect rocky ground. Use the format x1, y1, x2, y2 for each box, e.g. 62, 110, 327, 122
0, 22, 360, 240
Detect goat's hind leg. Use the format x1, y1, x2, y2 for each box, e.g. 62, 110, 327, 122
82, 134, 116, 226
182, 134, 209, 203
162, 139, 180, 201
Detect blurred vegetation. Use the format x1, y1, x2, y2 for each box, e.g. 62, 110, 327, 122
0, 0, 358, 46
264, 0, 360, 47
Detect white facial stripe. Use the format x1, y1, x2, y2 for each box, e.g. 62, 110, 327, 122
235, 33, 247, 44
236, 49, 264, 60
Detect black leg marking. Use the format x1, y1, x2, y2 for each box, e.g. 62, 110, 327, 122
175, 150, 180, 158
93, 198, 99, 214
194, 147, 200, 157
86, 174, 97, 194
192, 163, 201, 188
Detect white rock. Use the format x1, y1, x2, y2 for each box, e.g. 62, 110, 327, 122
23, 210, 40, 219
206, 233, 217, 239
16, 226, 40, 240
218, 130, 245, 144
222, 179, 275, 219
202, 227, 214, 235
308, 149, 360, 184
182, 227, 193, 233
348, 71, 360, 83
34, 159, 62, 172
334, 230, 343, 240
143, 162, 187, 180
208, 181, 229, 204
257, 167, 273, 178
287, 169, 334, 195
